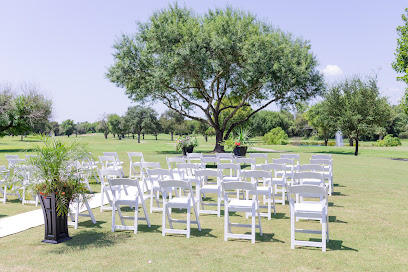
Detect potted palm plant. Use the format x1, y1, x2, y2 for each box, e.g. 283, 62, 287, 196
222, 128, 252, 156
176, 135, 199, 156
10, 135, 91, 244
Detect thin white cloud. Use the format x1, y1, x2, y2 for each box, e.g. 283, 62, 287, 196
322, 64, 343, 76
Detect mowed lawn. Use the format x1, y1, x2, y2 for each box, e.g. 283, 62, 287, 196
0, 134, 407, 271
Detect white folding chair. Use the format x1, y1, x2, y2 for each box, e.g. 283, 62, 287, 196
187, 153, 203, 166
195, 169, 223, 217
310, 159, 333, 195
0, 166, 10, 204
99, 156, 124, 177
98, 168, 122, 212
281, 153, 300, 171
200, 156, 219, 169
146, 168, 173, 213
235, 157, 256, 171
5, 155, 22, 169
160, 179, 201, 238
103, 152, 125, 177
288, 184, 329, 252
273, 158, 295, 182
109, 178, 151, 234
82, 157, 100, 184
249, 153, 268, 169
166, 156, 186, 179
222, 181, 262, 243
216, 153, 234, 163
68, 195, 97, 229
262, 163, 287, 205
128, 152, 144, 178
219, 163, 242, 199
176, 163, 201, 186
140, 161, 161, 193
241, 170, 276, 220
293, 172, 325, 204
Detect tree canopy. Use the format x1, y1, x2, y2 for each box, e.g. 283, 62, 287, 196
325, 75, 392, 156
106, 4, 323, 151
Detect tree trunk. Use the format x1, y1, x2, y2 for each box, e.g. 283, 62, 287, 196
122, 134, 125, 139
137, 133, 141, 143
349, 138, 353, 146
104, 132, 108, 139
113, 134, 115, 138
67, 135, 70, 137
204, 135, 208, 142
213, 129, 225, 153
171, 132, 174, 141
132, 134, 135, 139
355, 137, 359, 156
20, 134, 24, 141
142, 133, 144, 140
119, 135, 122, 140
324, 139, 328, 146
379, 135, 383, 140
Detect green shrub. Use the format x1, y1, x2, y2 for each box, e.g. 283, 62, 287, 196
263, 127, 288, 145
376, 135, 402, 147
398, 131, 408, 139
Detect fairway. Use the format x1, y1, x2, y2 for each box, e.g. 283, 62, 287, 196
0, 134, 407, 271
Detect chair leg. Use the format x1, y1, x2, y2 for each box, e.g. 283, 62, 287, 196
224, 204, 229, 242
322, 221, 327, 252
251, 205, 256, 243
111, 203, 116, 232
217, 190, 221, 218
187, 205, 191, 238
134, 199, 139, 234
267, 192, 271, 220
140, 198, 151, 227
162, 204, 166, 237
150, 189, 154, 213
291, 213, 295, 249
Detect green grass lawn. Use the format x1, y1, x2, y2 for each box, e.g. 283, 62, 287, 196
0, 134, 407, 271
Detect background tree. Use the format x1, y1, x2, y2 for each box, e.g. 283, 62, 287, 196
96, 114, 109, 139
305, 101, 335, 145
144, 113, 162, 140
61, 119, 75, 137
0, 84, 52, 140
249, 110, 294, 136
159, 110, 185, 141
49, 121, 60, 136
124, 106, 158, 143
107, 114, 122, 139
106, 5, 323, 152
325, 75, 392, 156
193, 120, 210, 142
393, 8, 408, 113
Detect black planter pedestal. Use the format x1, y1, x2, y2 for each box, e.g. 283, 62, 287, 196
233, 146, 248, 157
182, 145, 194, 156
39, 193, 71, 244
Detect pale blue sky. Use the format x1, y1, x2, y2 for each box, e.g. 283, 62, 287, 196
0, 1, 406, 123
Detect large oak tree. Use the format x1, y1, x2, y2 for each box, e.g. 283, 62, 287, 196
107, 5, 323, 152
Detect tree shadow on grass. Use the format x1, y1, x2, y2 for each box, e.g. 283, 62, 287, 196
0, 148, 35, 153
328, 202, 344, 208
0, 214, 6, 219
334, 183, 346, 188
332, 192, 348, 196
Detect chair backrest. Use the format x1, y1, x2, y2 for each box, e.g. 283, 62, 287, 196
280, 154, 300, 164
146, 168, 174, 182
235, 158, 256, 170
5, 155, 20, 161
103, 152, 121, 164
216, 153, 234, 163
249, 153, 268, 164
187, 153, 203, 163
273, 158, 294, 165
0, 166, 9, 180
222, 181, 257, 193
98, 168, 122, 185
293, 171, 324, 186
310, 159, 333, 168
195, 169, 222, 185
99, 156, 118, 169
108, 178, 141, 202
261, 163, 286, 172
160, 179, 192, 192
7, 158, 26, 168
298, 164, 325, 172
312, 154, 332, 160
166, 156, 186, 169
288, 184, 327, 202
218, 163, 241, 178
241, 170, 271, 186
141, 161, 161, 169
128, 152, 144, 164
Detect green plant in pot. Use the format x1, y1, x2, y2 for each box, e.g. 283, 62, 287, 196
222, 128, 252, 156
176, 135, 199, 155
10, 135, 91, 243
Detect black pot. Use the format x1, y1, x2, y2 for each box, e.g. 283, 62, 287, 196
233, 146, 248, 156
39, 193, 71, 244
182, 145, 194, 156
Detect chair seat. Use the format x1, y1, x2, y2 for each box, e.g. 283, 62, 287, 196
168, 196, 196, 207
222, 177, 240, 182
256, 186, 271, 194
294, 202, 324, 213
229, 199, 254, 209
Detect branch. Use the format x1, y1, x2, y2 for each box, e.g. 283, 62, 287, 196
161, 94, 210, 125
224, 95, 281, 139
165, 85, 207, 113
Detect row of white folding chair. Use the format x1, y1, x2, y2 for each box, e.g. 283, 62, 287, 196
310, 158, 333, 195
99, 155, 125, 177
128, 152, 144, 178
0, 166, 12, 204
